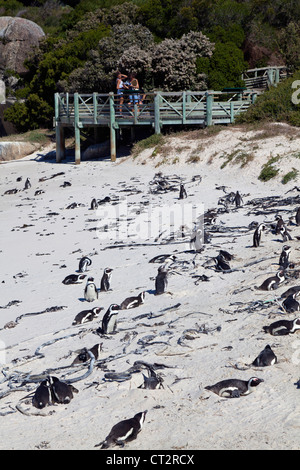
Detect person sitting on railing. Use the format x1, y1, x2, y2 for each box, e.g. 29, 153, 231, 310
116, 71, 128, 114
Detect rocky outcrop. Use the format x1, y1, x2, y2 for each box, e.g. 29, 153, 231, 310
0, 141, 40, 161
0, 17, 45, 75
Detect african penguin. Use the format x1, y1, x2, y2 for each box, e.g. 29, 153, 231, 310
252, 345, 277, 367
72, 344, 102, 365
24, 178, 31, 190
280, 225, 292, 242
78, 256, 92, 273
100, 268, 113, 292
275, 215, 284, 235
72, 307, 103, 325
90, 198, 98, 210
233, 191, 243, 207
155, 265, 168, 295
32, 378, 53, 409
95, 410, 147, 449
296, 207, 300, 226
179, 183, 187, 199
256, 270, 285, 291
84, 277, 98, 302
48, 376, 78, 404
279, 245, 291, 269
205, 377, 264, 398
98, 304, 120, 335
62, 274, 87, 285
138, 371, 164, 390
263, 318, 300, 336
219, 250, 234, 261
215, 253, 231, 272
281, 285, 300, 299
120, 292, 145, 310
282, 293, 300, 313
253, 223, 265, 247
190, 228, 203, 252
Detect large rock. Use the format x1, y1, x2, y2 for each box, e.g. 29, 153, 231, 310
0, 17, 45, 75
0, 141, 40, 161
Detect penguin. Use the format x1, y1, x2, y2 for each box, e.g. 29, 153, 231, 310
233, 191, 243, 207
94, 410, 148, 449
48, 376, 78, 404
90, 198, 98, 210
72, 306, 103, 325
256, 270, 285, 291
281, 285, 300, 298
275, 215, 284, 235
295, 207, 300, 226
252, 345, 277, 367
155, 265, 168, 295
98, 304, 120, 334
84, 277, 98, 302
282, 293, 300, 313
138, 370, 164, 390
24, 178, 31, 190
149, 254, 176, 264
219, 250, 234, 261
279, 245, 291, 269
190, 228, 203, 252
263, 318, 300, 336
253, 223, 265, 247
205, 377, 264, 398
72, 343, 102, 365
62, 274, 86, 285
98, 196, 111, 205
280, 225, 292, 242
121, 291, 145, 310
32, 378, 53, 409
179, 183, 187, 199
78, 256, 92, 273
215, 253, 231, 272
100, 268, 113, 292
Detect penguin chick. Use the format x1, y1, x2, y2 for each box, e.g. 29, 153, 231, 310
100, 268, 113, 292
94, 411, 147, 449
263, 318, 300, 336
205, 377, 264, 398
72, 307, 103, 325
252, 345, 277, 367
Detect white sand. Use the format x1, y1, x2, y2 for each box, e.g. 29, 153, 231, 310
1, 123, 300, 450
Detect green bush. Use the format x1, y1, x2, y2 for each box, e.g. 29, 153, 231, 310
4, 94, 53, 132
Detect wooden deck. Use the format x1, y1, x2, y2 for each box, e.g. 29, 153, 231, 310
54, 90, 258, 164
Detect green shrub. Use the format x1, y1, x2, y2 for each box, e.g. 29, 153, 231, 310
282, 168, 298, 184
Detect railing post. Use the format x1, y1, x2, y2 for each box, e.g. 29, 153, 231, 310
55, 93, 65, 163
93, 92, 98, 124
230, 102, 235, 124
206, 91, 213, 126
251, 92, 257, 104
74, 92, 81, 165
182, 90, 186, 124
154, 92, 161, 134
109, 92, 116, 162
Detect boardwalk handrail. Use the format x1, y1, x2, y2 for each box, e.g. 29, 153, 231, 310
55, 89, 258, 164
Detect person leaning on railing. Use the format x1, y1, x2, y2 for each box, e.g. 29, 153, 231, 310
116, 71, 128, 114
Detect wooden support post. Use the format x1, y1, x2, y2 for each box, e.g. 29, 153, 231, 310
206, 92, 213, 126
230, 102, 235, 124
109, 92, 116, 162
182, 90, 186, 124
93, 92, 98, 124
251, 92, 257, 104
55, 93, 65, 163
74, 92, 81, 165
154, 92, 161, 134
275, 68, 280, 86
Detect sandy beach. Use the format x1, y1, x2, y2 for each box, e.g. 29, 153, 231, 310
1, 122, 300, 450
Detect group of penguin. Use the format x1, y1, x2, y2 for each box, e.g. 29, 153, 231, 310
31, 182, 300, 449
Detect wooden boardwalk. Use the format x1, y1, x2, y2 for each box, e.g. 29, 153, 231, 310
55, 89, 258, 164
241, 66, 287, 90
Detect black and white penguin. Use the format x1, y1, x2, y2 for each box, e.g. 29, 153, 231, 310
233, 191, 243, 207
72, 307, 103, 325
205, 377, 264, 398
155, 265, 168, 295
252, 345, 277, 367
90, 198, 98, 210
48, 376, 78, 404
295, 207, 300, 226
100, 268, 113, 292
219, 250, 234, 261
263, 318, 300, 335
84, 277, 98, 302
24, 177, 31, 190
179, 183, 187, 199
120, 292, 145, 310
138, 371, 164, 390
149, 254, 176, 264
32, 378, 53, 409
190, 228, 203, 252
215, 253, 231, 272
98, 304, 120, 334
275, 215, 284, 235
253, 223, 265, 247
281, 285, 300, 299
280, 225, 292, 242
72, 343, 102, 365
256, 270, 285, 291
279, 245, 291, 269
282, 293, 300, 313
78, 256, 92, 273
62, 274, 87, 285
95, 410, 148, 449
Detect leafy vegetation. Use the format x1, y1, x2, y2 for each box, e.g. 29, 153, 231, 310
1, 0, 300, 130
